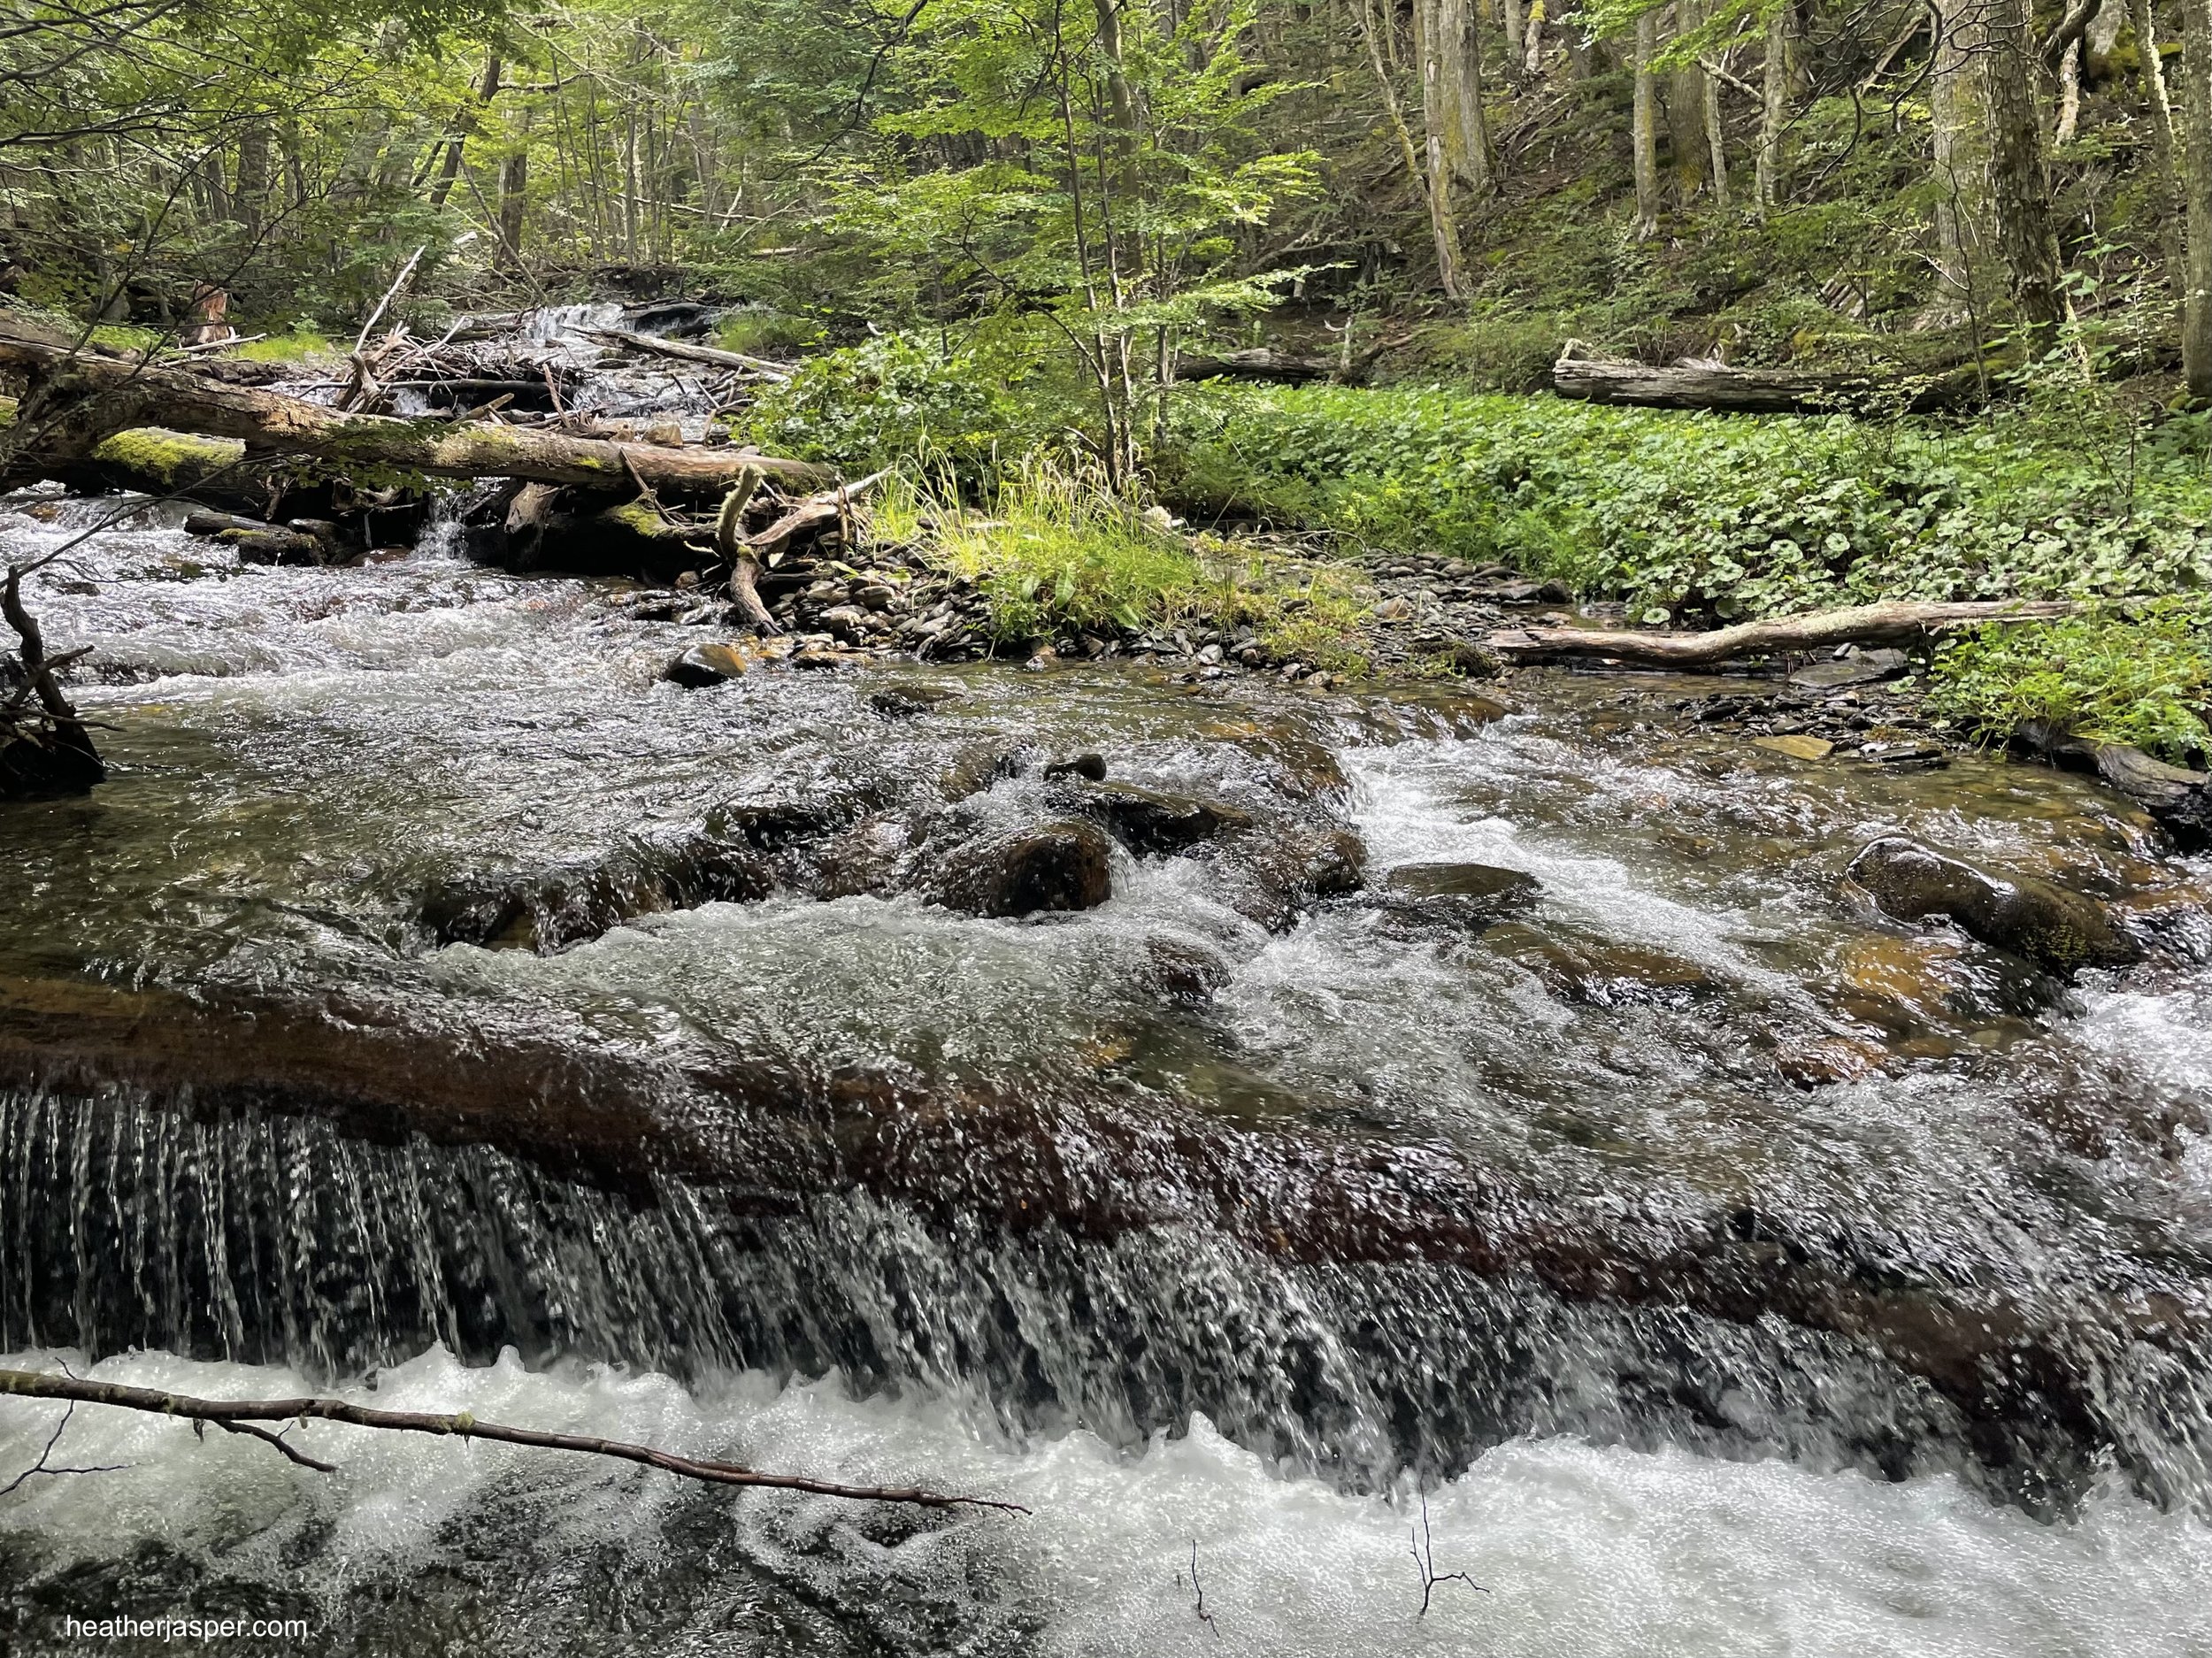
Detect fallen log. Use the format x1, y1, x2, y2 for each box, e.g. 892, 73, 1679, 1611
1174, 347, 1335, 385
1485, 600, 2074, 668
0, 1367, 1023, 1512
1551, 348, 1979, 415
588, 326, 792, 381
0, 323, 826, 499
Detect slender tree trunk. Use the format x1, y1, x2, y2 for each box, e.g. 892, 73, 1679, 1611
1414, 0, 1468, 290
428, 53, 502, 212
1447, 0, 1494, 192
233, 127, 269, 234
2134, 0, 2187, 304
1667, 1, 1710, 200
2055, 39, 2083, 143
1930, 0, 1985, 301
1633, 9, 1662, 235
1525, 0, 1546, 74
1704, 44, 1730, 211
1755, 3, 1788, 217
1983, 0, 2066, 341
1502, 0, 1526, 79
2183, 0, 2212, 393
497, 111, 530, 269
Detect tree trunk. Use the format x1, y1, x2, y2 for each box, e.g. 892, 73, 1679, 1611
1413, 0, 1468, 291
2133, 0, 2186, 305
1525, 0, 1546, 75
2184, 0, 2212, 394
497, 110, 531, 269
1502, 0, 1526, 79
234, 126, 270, 234
1755, 4, 1788, 217
1930, 0, 1986, 299
1704, 41, 1730, 211
1983, 0, 2067, 341
1666, 1, 1710, 200
1633, 10, 1662, 235
1448, 0, 1494, 192
428, 53, 502, 211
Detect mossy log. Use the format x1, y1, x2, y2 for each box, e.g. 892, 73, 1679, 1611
0, 323, 826, 499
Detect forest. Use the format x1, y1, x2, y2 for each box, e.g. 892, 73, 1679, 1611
2, 0, 2212, 1652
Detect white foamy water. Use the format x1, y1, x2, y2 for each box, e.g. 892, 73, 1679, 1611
3, 1347, 2206, 1656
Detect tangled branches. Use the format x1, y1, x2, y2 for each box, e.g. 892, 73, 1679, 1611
1, 551, 103, 800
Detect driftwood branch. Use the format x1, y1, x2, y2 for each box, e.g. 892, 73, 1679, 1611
588, 326, 794, 382
0, 1368, 1025, 1512
1485, 600, 2074, 666
0, 321, 826, 497
749, 469, 891, 562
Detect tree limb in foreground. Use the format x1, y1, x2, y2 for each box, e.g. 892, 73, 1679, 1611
0, 1369, 1026, 1512
1484, 599, 2075, 667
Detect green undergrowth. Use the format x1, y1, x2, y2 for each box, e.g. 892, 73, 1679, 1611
1924, 601, 2212, 764
1159, 382, 2212, 623
875, 458, 1373, 669
231, 328, 337, 363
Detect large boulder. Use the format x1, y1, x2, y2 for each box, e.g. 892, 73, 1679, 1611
1845, 835, 2143, 976
926, 818, 1115, 918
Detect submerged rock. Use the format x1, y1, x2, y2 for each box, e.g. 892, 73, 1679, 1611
1846, 835, 2144, 977
1079, 781, 1252, 855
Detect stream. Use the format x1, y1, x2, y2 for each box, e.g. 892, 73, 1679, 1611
2, 489, 2210, 1653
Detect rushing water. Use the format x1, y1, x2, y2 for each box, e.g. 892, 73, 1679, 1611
3, 492, 2209, 1652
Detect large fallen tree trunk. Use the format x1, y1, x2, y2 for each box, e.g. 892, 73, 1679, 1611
0, 324, 824, 498
1551, 348, 1980, 415
1485, 600, 2073, 667
0, 1367, 1020, 1511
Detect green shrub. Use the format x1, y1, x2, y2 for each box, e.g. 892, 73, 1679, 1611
1926, 601, 2212, 762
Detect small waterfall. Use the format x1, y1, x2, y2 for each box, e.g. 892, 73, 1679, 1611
7, 1085, 2208, 1513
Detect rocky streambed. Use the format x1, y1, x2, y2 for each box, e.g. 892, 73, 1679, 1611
3, 487, 2212, 1653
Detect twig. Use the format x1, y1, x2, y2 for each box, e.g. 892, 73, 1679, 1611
0, 1369, 1025, 1512
1409, 1488, 1485, 1616
1184, 1539, 1219, 1638
0, 1403, 128, 1498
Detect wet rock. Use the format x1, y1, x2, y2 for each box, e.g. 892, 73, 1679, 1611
1486, 924, 1725, 1008
1752, 734, 1834, 762
1043, 752, 1108, 782
225, 526, 328, 565
1775, 1033, 1893, 1089
870, 683, 963, 718
1851, 738, 1949, 771
926, 817, 1114, 917
1080, 781, 1251, 855
0, 728, 104, 800
1846, 836, 2144, 977
1207, 820, 1367, 930
1789, 648, 1909, 689
664, 641, 757, 687
420, 834, 774, 953
1145, 936, 1233, 1002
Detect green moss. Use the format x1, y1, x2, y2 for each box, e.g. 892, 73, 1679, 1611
91, 426, 246, 484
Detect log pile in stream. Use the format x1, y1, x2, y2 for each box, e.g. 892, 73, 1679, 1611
0, 316, 860, 594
